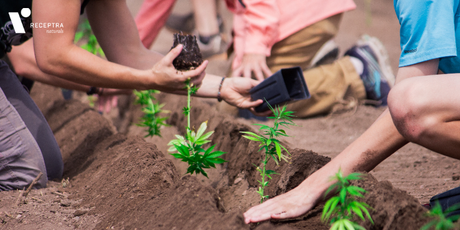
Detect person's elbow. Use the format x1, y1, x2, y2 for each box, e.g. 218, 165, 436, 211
35, 49, 68, 77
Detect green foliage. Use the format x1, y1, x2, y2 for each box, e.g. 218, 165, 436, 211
321, 169, 373, 230
241, 103, 295, 203
135, 90, 169, 137
168, 80, 226, 177
421, 202, 460, 230
74, 19, 105, 57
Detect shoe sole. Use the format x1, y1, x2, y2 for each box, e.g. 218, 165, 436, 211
357, 35, 395, 87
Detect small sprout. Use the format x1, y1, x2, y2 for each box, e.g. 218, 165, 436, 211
168, 80, 226, 177
241, 102, 295, 203
321, 169, 373, 230
135, 90, 170, 137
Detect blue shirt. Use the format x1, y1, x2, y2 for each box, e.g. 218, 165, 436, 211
395, 0, 460, 73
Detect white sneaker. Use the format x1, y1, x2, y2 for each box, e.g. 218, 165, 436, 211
356, 35, 395, 87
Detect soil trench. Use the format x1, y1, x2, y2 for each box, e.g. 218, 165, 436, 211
1, 82, 435, 230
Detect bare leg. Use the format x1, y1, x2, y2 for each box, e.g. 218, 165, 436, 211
191, 0, 219, 36
390, 74, 460, 159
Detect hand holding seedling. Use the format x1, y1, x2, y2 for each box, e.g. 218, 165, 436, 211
149, 45, 208, 93
168, 79, 226, 177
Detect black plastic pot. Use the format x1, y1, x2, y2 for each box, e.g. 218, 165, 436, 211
250, 66, 310, 113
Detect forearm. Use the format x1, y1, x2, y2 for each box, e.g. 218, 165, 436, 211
194, 74, 223, 98
8, 41, 91, 92
34, 42, 150, 90
15, 62, 91, 92
298, 109, 408, 197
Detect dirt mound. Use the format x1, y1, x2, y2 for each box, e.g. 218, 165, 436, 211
0, 82, 438, 230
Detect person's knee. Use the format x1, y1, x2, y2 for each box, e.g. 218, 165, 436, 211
388, 79, 435, 142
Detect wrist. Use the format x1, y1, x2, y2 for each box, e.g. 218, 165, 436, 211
217, 77, 225, 102
134, 69, 154, 91
219, 77, 232, 101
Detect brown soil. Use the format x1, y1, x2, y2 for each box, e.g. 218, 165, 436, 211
2, 0, 460, 229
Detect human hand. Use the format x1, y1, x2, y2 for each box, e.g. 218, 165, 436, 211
150, 44, 208, 93
243, 185, 320, 224
97, 95, 118, 114
220, 77, 263, 109
232, 53, 272, 81
94, 88, 132, 113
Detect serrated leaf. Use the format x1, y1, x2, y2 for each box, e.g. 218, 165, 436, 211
206, 158, 226, 164
196, 121, 207, 140
206, 150, 226, 159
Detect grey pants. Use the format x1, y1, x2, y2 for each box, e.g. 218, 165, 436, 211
0, 60, 62, 190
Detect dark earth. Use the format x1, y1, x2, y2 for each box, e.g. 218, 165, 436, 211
1, 0, 460, 229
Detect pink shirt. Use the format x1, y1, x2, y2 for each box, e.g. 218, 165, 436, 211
226, 0, 356, 69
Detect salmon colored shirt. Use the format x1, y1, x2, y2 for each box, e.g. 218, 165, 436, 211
226, 0, 356, 69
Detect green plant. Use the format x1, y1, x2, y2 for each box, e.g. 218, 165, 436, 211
134, 90, 169, 137
167, 79, 226, 177
241, 103, 294, 203
74, 19, 104, 57
321, 169, 373, 230
421, 202, 460, 230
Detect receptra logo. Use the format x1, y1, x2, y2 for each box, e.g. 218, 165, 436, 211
8, 8, 31, 34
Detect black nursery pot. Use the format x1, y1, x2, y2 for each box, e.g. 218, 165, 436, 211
250, 66, 310, 113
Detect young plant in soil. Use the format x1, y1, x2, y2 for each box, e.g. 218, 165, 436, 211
167, 79, 226, 177
134, 90, 169, 137
421, 202, 460, 230
321, 169, 373, 230
241, 103, 294, 203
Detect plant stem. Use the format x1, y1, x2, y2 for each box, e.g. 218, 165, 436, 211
187, 83, 191, 130
261, 153, 268, 202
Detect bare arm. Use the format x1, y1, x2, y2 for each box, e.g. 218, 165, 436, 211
32, 0, 206, 92
8, 39, 90, 92
243, 59, 440, 223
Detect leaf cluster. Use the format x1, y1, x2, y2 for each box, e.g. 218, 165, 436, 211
322, 170, 373, 230
421, 202, 460, 230
241, 103, 295, 203
242, 104, 294, 164
168, 122, 225, 177
168, 79, 225, 178
135, 90, 169, 137
74, 19, 104, 57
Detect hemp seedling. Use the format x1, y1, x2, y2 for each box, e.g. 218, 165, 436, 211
168, 79, 226, 177
241, 103, 294, 203
421, 202, 460, 230
321, 169, 373, 230
134, 90, 169, 137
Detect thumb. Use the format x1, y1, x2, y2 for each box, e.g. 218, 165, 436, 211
162, 44, 183, 64
250, 78, 262, 87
